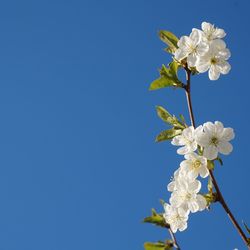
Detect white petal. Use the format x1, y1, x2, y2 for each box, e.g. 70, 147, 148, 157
196, 133, 210, 146
218, 60, 231, 75
201, 22, 212, 33
188, 170, 198, 180
199, 166, 209, 178
215, 121, 224, 135
190, 29, 201, 44
171, 135, 185, 146
203, 122, 216, 137
187, 53, 198, 67
182, 126, 194, 139
177, 36, 190, 48
204, 145, 218, 160
188, 180, 201, 193
196, 60, 210, 73
214, 28, 226, 39
211, 39, 226, 50
217, 141, 233, 155
177, 146, 190, 155
197, 42, 209, 55
222, 128, 235, 141
178, 222, 188, 232
167, 182, 176, 192
196, 195, 207, 211
219, 48, 231, 60
209, 65, 220, 80
189, 141, 198, 152
178, 207, 190, 217
189, 201, 199, 213
175, 48, 188, 61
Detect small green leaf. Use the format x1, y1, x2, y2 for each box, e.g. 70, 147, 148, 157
156, 106, 174, 124
243, 221, 250, 235
179, 114, 186, 125
155, 128, 182, 142
160, 62, 181, 84
143, 209, 168, 228
149, 62, 183, 91
158, 30, 179, 54
144, 241, 173, 250
156, 106, 185, 129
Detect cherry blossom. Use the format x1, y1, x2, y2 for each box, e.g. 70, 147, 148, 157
195, 121, 235, 160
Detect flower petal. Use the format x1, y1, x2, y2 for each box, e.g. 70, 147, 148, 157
208, 65, 220, 80
222, 128, 235, 141
218, 141, 233, 155
204, 145, 218, 160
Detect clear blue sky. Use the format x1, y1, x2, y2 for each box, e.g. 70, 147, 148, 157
0, 0, 249, 249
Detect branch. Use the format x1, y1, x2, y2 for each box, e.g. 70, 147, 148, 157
183, 67, 250, 249
168, 228, 181, 249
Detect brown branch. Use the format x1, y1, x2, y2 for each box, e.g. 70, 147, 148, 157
183, 67, 250, 249
209, 170, 250, 248
168, 228, 181, 249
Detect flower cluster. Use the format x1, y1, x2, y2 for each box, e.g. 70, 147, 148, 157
174, 22, 231, 80
163, 122, 234, 233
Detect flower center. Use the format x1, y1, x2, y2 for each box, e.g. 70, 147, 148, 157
210, 137, 219, 146
193, 160, 201, 169
210, 57, 217, 64
185, 193, 192, 200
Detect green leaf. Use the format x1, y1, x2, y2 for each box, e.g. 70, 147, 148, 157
243, 221, 250, 235
156, 106, 185, 129
144, 242, 173, 250
143, 209, 168, 228
156, 128, 182, 142
156, 106, 174, 124
158, 30, 179, 54
179, 114, 186, 125
149, 62, 183, 91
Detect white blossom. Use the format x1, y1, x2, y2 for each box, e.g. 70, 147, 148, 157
167, 167, 186, 192
201, 22, 226, 41
196, 121, 235, 160
174, 29, 209, 67
163, 203, 189, 233
196, 39, 231, 80
171, 126, 198, 155
169, 178, 207, 213
180, 152, 209, 180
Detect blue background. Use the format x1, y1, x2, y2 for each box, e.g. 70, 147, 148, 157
0, 0, 249, 249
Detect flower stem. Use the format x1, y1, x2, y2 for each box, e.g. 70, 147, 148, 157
184, 69, 195, 128
168, 228, 181, 249
184, 68, 250, 249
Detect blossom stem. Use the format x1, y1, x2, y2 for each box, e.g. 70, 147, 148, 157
184, 68, 196, 128
184, 68, 250, 249
168, 228, 181, 249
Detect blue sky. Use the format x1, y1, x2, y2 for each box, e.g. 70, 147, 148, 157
0, 0, 249, 249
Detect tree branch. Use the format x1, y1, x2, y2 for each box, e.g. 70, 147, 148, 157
183, 68, 250, 249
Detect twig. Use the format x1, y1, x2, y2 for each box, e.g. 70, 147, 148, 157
183, 67, 250, 249
168, 228, 181, 249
